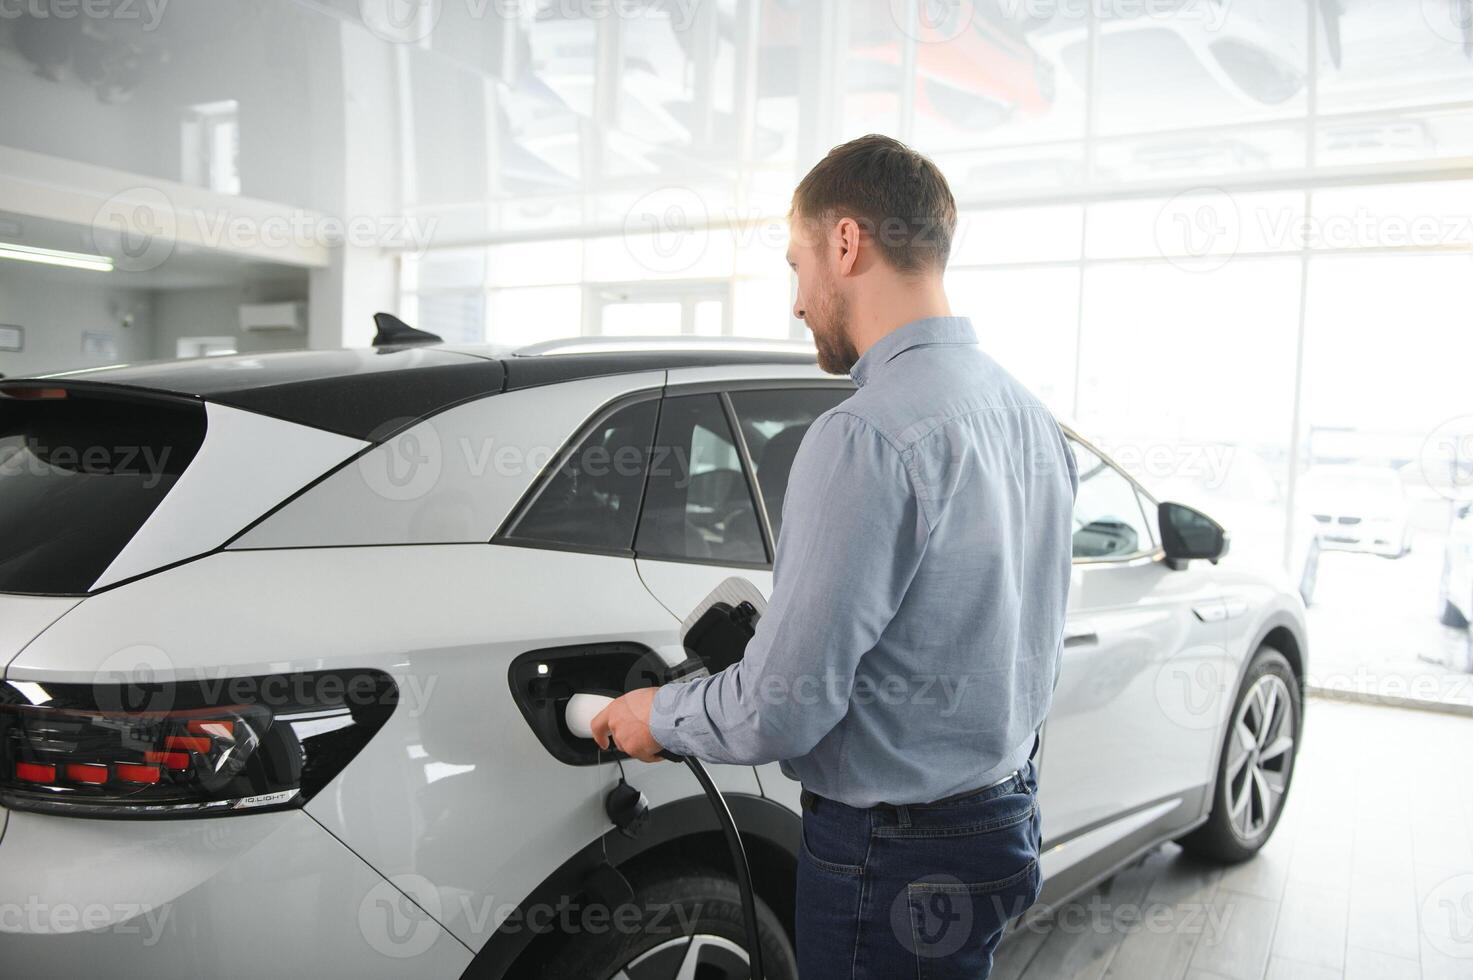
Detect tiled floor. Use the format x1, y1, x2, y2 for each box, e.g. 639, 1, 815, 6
993, 698, 1473, 980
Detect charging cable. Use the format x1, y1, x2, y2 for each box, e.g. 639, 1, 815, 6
566, 693, 765, 980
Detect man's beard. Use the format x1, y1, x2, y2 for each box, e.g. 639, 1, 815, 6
810, 289, 858, 375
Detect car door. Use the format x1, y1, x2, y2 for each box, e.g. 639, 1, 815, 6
493, 389, 764, 813
1037, 436, 1233, 860
634, 382, 853, 806
633, 382, 853, 621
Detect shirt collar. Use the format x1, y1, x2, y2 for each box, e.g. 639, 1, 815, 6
849, 316, 978, 388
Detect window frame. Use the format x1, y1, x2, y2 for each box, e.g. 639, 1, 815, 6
492, 389, 663, 559
631, 390, 771, 570
663, 378, 857, 572
1063, 427, 1166, 566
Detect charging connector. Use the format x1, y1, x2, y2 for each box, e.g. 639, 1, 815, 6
564, 694, 765, 979
562, 580, 770, 980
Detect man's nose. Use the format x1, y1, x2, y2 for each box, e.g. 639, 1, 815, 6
793, 297, 805, 321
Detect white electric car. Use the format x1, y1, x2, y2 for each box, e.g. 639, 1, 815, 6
0, 335, 1307, 979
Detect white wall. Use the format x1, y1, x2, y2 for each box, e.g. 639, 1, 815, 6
0, 264, 155, 377
152, 283, 308, 360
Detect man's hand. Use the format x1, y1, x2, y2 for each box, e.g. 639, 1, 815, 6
588, 687, 667, 763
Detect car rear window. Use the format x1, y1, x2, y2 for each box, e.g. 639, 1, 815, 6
0, 387, 206, 595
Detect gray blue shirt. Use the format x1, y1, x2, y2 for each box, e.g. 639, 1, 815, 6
649, 316, 1079, 807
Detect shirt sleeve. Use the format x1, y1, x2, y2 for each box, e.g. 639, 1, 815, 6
647, 410, 931, 765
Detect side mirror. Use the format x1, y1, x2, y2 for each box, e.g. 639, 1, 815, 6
1159, 501, 1230, 571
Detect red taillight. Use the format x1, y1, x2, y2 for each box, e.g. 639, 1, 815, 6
66, 763, 109, 784
186, 719, 235, 739
115, 763, 161, 784
0, 386, 68, 400
15, 762, 54, 783
1, 670, 397, 817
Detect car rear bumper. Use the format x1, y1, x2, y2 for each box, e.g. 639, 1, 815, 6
0, 805, 473, 980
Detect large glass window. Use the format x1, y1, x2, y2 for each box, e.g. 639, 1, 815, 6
728, 387, 853, 542
636, 395, 766, 565
502, 399, 659, 555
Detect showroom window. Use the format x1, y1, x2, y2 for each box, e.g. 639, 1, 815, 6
635, 395, 767, 566
727, 387, 854, 543
501, 398, 659, 555
1070, 440, 1157, 561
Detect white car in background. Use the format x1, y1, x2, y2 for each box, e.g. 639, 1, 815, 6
0, 336, 1307, 979
1025, 0, 1320, 109
1303, 464, 1414, 558
1440, 500, 1473, 629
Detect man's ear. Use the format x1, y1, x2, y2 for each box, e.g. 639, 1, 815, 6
833, 217, 862, 276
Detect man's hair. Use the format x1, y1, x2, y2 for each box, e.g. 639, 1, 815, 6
790, 134, 957, 274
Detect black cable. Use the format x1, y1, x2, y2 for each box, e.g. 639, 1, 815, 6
673, 754, 765, 980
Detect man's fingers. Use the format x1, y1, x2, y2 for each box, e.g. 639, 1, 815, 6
588, 706, 611, 749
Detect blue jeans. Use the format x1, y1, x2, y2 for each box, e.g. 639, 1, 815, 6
795, 763, 1042, 980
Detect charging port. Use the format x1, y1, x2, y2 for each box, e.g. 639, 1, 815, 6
507, 643, 669, 766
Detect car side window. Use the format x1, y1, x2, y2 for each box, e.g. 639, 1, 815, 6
1070, 439, 1155, 560
727, 387, 852, 543
502, 398, 658, 554
635, 394, 767, 565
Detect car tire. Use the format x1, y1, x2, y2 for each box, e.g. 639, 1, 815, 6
1441, 598, 1469, 629
541, 871, 797, 980
1178, 646, 1300, 865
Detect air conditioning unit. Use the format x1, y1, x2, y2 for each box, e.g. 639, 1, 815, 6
238, 302, 306, 333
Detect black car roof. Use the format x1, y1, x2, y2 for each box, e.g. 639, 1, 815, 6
11, 344, 818, 441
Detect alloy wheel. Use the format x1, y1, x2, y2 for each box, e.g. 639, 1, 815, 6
1225, 674, 1295, 842
612, 933, 749, 980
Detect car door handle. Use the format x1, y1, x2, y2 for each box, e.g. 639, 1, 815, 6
1193, 601, 1228, 623
1063, 630, 1099, 648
